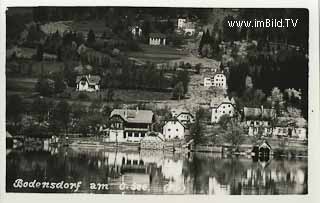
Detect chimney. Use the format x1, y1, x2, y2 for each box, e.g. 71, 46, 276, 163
88, 74, 91, 78
261, 105, 264, 114
136, 106, 139, 115
124, 105, 128, 118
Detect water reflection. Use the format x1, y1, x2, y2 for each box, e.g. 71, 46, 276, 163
6, 146, 307, 195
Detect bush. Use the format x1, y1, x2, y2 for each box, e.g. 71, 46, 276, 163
78, 92, 90, 100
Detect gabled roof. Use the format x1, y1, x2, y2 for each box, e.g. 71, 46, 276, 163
110, 109, 154, 124
163, 119, 185, 129
76, 75, 101, 85
243, 107, 275, 121
210, 96, 235, 108
149, 33, 166, 38
142, 131, 165, 141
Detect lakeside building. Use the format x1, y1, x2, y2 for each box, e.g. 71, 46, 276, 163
149, 33, 166, 46
162, 119, 185, 140
243, 106, 276, 136
76, 74, 101, 92
272, 117, 307, 140
170, 109, 195, 125
140, 132, 165, 149
108, 108, 155, 142
210, 96, 236, 123
203, 71, 227, 89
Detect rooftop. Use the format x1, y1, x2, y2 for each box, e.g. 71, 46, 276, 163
149, 33, 166, 38
243, 106, 276, 121
76, 75, 101, 85
110, 109, 154, 124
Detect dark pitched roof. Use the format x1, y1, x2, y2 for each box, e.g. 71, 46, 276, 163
243, 107, 275, 120
149, 33, 166, 38
76, 75, 101, 85
110, 109, 154, 124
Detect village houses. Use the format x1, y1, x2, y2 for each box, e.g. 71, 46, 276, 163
162, 119, 185, 140
242, 106, 276, 137
76, 74, 101, 92
149, 33, 166, 46
204, 71, 227, 89
210, 95, 236, 123
108, 108, 155, 142
177, 18, 196, 35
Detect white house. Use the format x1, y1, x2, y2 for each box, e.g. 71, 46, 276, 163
203, 72, 227, 89
243, 106, 276, 136
210, 96, 236, 123
177, 18, 187, 29
130, 25, 142, 38
76, 75, 101, 92
149, 33, 166, 46
171, 109, 195, 125
163, 120, 185, 140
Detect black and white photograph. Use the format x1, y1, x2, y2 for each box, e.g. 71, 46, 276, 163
2, 1, 318, 199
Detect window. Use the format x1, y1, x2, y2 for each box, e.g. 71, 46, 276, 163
223, 106, 225, 109
176, 129, 179, 132
128, 132, 132, 137
141, 133, 145, 137
168, 129, 171, 131
229, 111, 232, 114
228, 105, 231, 107
134, 133, 139, 137
215, 109, 217, 113
223, 111, 225, 114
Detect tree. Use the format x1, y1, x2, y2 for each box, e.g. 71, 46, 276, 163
36, 44, 44, 61
190, 107, 206, 145
270, 87, 284, 115
51, 100, 71, 136
172, 82, 184, 100
35, 78, 54, 96
223, 120, 245, 149
31, 97, 50, 124
6, 95, 25, 127
219, 114, 231, 130
87, 29, 96, 45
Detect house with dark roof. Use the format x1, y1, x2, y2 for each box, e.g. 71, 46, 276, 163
243, 106, 276, 136
149, 33, 166, 45
76, 74, 101, 92
108, 108, 155, 142
170, 109, 195, 125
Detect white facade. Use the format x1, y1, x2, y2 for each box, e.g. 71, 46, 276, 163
163, 120, 185, 140
76, 80, 99, 92
204, 73, 227, 89
272, 126, 307, 140
211, 102, 235, 123
149, 37, 166, 45
131, 26, 142, 37
177, 18, 187, 29
245, 120, 273, 136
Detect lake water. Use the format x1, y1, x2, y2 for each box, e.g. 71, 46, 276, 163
6, 146, 307, 195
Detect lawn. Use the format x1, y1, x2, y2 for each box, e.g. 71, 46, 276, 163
127, 44, 189, 64
71, 88, 172, 102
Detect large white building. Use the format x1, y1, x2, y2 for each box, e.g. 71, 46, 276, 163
210, 96, 236, 123
204, 72, 227, 89
76, 75, 101, 92
162, 120, 185, 140
149, 33, 166, 46
108, 108, 154, 142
